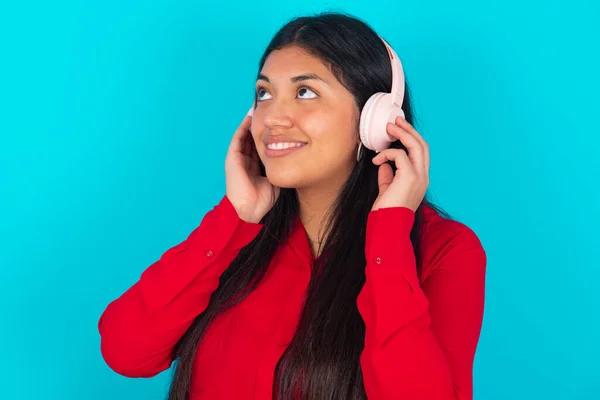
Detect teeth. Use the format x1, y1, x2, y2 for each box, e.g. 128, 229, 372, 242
267, 142, 304, 150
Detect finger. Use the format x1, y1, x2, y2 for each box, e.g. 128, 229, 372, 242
242, 131, 255, 158
249, 140, 261, 175
386, 123, 426, 177
377, 162, 393, 193
227, 115, 253, 156
395, 116, 427, 149
372, 148, 414, 176
395, 117, 430, 174
240, 132, 259, 174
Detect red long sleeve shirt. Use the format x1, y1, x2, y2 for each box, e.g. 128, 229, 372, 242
98, 195, 486, 399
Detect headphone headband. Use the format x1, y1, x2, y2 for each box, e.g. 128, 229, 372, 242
379, 37, 405, 108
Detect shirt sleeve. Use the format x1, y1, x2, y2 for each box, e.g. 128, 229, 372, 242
356, 206, 487, 400
98, 195, 263, 378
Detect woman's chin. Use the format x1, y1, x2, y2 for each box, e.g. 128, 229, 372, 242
264, 169, 308, 189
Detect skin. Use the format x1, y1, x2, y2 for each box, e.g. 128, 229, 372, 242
226, 45, 430, 258
250, 45, 360, 253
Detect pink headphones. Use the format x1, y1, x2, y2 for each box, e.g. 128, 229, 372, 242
247, 36, 405, 162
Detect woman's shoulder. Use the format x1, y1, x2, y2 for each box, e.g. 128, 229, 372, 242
418, 203, 483, 244
417, 203, 486, 281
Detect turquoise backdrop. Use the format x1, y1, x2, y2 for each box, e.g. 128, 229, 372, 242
1, 0, 598, 398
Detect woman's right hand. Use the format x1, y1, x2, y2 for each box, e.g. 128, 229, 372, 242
225, 114, 280, 224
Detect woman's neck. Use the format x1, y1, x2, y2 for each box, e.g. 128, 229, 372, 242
296, 180, 344, 256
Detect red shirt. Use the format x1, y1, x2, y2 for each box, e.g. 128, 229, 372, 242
98, 195, 486, 399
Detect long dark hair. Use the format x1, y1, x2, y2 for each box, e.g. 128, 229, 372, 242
167, 11, 452, 400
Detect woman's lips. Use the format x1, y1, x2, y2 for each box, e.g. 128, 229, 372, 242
264, 142, 307, 157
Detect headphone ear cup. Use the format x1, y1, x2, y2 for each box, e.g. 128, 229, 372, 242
359, 93, 405, 153
359, 92, 384, 151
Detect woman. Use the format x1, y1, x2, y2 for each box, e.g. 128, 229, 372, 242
99, 12, 487, 400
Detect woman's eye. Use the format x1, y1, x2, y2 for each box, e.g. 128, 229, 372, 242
298, 87, 317, 99
256, 86, 318, 102
257, 88, 272, 101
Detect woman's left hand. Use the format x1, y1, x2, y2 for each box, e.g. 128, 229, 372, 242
371, 116, 430, 213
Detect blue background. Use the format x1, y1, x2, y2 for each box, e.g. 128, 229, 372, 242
1, 0, 598, 398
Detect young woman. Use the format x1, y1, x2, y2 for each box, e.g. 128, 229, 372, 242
99, 12, 487, 400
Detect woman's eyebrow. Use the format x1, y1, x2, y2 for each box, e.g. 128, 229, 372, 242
257, 73, 328, 84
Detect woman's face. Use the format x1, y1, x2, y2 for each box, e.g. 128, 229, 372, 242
251, 45, 360, 190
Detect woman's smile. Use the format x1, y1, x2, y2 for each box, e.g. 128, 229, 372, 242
264, 141, 307, 157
